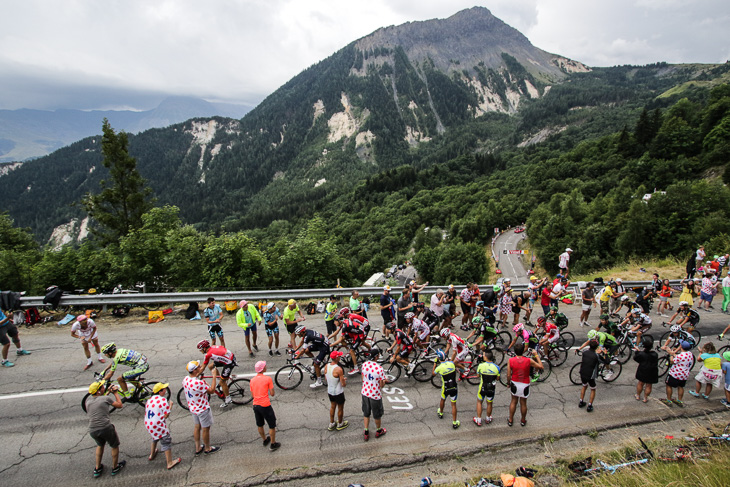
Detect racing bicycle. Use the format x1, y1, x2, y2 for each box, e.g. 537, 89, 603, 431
82, 371, 169, 413
176, 375, 252, 409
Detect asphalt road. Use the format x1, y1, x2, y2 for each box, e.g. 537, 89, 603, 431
493, 229, 529, 284
1, 303, 729, 487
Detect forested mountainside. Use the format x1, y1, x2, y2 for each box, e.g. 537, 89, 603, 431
1, 7, 730, 293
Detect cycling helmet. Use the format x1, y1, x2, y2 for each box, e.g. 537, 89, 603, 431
549, 306, 558, 311
294, 325, 306, 335
475, 300, 484, 307
631, 308, 641, 315
492, 285, 500, 292
504, 278, 511, 282
197, 339, 210, 351
101, 343, 116, 355
404, 312, 415, 320
513, 323, 524, 333
599, 314, 609, 320
587, 330, 597, 340
670, 325, 682, 333
385, 321, 396, 330
337, 307, 351, 319
723, 351, 730, 362
76, 314, 88, 322
536, 317, 546, 326
620, 295, 629, 301
440, 328, 451, 339
416, 302, 425, 308
471, 316, 484, 326
436, 350, 446, 362
679, 301, 689, 306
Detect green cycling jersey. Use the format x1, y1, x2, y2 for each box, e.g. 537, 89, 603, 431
109, 348, 146, 372
596, 331, 617, 347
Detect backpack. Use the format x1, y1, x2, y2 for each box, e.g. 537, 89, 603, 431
185, 302, 199, 320
111, 306, 130, 318
25, 307, 42, 325
306, 302, 317, 315
43, 285, 64, 309
316, 300, 326, 313
555, 313, 569, 329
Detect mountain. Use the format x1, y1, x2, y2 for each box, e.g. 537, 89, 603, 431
0, 96, 253, 162
0, 7, 724, 247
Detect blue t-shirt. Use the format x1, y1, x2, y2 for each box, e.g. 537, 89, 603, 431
722, 362, 730, 387
204, 305, 223, 327
263, 309, 282, 326
0, 309, 7, 327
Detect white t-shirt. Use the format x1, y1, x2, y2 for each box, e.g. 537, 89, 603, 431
71, 319, 97, 341
182, 376, 210, 415
558, 252, 570, 268
723, 276, 730, 288
144, 395, 171, 439
430, 294, 444, 316
550, 283, 564, 298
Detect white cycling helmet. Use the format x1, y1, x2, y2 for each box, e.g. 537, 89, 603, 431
631, 308, 641, 315
670, 324, 682, 333
440, 328, 451, 339
679, 301, 689, 306
587, 330, 597, 340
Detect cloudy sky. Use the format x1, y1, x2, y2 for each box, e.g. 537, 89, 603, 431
1, 0, 728, 111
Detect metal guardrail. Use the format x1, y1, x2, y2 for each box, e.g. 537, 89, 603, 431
17, 279, 680, 309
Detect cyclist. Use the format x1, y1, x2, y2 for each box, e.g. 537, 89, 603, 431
432, 350, 460, 429
467, 316, 498, 353
473, 349, 500, 426
386, 322, 416, 375
546, 306, 569, 330
441, 328, 469, 371
293, 325, 330, 388
660, 325, 696, 354
347, 309, 371, 335
615, 295, 640, 316
406, 312, 431, 351
595, 314, 620, 338
536, 317, 560, 357
667, 301, 700, 331
71, 314, 106, 371
195, 339, 237, 408
327, 307, 351, 342
100, 343, 149, 401
330, 313, 370, 376
415, 302, 440, 333
578, 330, 617, 380
506, 323, 539, 353
620, 308, 652, 349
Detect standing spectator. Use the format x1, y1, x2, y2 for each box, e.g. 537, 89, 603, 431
721, 351, 730, 407
442, 285, 458, 328
610, 278, 626, 315
410, 279, 429, 303
722, 273, 730, 314
689, 342, 722, 399
540, 285, 552, 317
460, 283, 475, 327
262, 302, 282, 356
527, 276, 546, 323
577, 340, 600, 412
433, 351, 460, 429
662, 341, 694, 407
718, 253, 729, 277
203, 297, 226, 349
144, 383, 181, 470
430, 289, 445, 327
250, 361, 280, 450
379, 285, 395, 336
650, 273, 661, 291
580, 283, 596, 327
558, 248, 573, 277
324, 295, 338, 335
633, 336, 659, 403
473, 350, 500, 426
599, 282, 614, 317
182, 360, 220, 455
0, 308, 31, 367
698, 272, 717, 311
657, 279, 673, 317
679, 278, 696, 307
86, 380, 125, 477
324, 351, 348, 431
695, 245, 706, 275
361, 349, 386, 441
236, 300, 261, 357
283, 299, 305, 349
71, 315, 105, 371
349, 291, 362, 316
507, 342, 543, 427
397, 289, 412, 330
498, 289, 513, 326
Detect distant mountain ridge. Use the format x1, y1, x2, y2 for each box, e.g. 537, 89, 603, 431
0, 96, 253, 162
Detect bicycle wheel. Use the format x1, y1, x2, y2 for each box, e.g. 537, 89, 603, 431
658, 355, 671, 378
557, 332, 575, 350
81, 393, 117, 413
430, 374, 441, 388
465, 362, 481, 386
412, 361, 433, 382
137, 380, 168, 406
533, 361, 551, 382
546, 346, 568, 367
687, 328, 702, 347
718, 345, 730, 357
489, 347, 506, 367
228, 378, 253, 405
613, 341, 633, 365
373, 340, 393, 361
569, 363, 582, 385
499, 366, 510, 387
494, 331, 512, 349
382, 361, 402, 384
177, 388, 190, 410
275, 365, 303, 390
600, 360, 622, 383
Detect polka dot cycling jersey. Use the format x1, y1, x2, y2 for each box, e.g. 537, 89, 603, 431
410, 318, 429, 336
144, 395, 171, 439
110, 348, 146, 372
182, 376, 210, 414
361, 361, 384, 400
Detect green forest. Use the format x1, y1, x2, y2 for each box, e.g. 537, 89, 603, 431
2, 79, 730, 294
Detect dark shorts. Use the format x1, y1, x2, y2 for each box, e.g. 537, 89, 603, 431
361, 395, 384, 419
398, 346, 412, 359
265, 324, 279, 337
700, 291, 713, 303
325, 320, 336, 335
0, 323, 19, 346
253, 404, 277, 428
328, 392, 346, 404
666, 375, 687, 388
478, 377, 497, 402
90, 424, 120, 449
581, 376, 597, 388
208, 324, 224, 339
286, 323, 297, 334
313, 346, 330, 365
441, 387, 458, 402
243, 323, 257, 336
460, 301, 472, 314
215, 361, 236, 379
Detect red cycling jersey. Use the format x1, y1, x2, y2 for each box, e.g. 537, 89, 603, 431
448, 333, 466, 352
544, 323, 558, 337
203, 346, 235, 366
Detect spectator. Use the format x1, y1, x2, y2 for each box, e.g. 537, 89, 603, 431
397, 289, 412, 330
610, 278, 626, 315
262, 302, 282, 356
324, 351, 348, 431
283, 299, 306, 350
324, 295, 338, 335
710, 256, 721, 276
657, 279, 673, 317
558, 248, 573, 277
349, 291, 362, 315
182, 360, 220, 455
250, 361, 280, 450
361, 349, 386, 441
460, 283, 475, 327
633, 336, 659, 403
86, 380, 125, 477
721, 351, 730, 408
70, 314, 104, 370
718, 253, 729, 277
430, 289, 445, 327
0, 307, 31, 367
499, 289, 513, 325
662, 341, 694, 407
236, 300, 261, 357
599, 282, 614, 317
722, 273, 730, 314
698, 272, 717, 312
695, 245, 706, 275
577, 339, 600, 412
549, 277, 569, 310
679, 278, 696, 307
379, 285, 395, 336
410, 279, 429, 303
507, 342, 543, 427
144, 383, 181, 469
441, 284, 458, 328
204, 297, 226, 349
527, 276, 546, 323
689, 342, 722, 400
580, 283, 596, 327
540, 285, 552, 317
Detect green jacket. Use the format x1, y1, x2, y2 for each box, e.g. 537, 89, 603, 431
236, 304, 261, 329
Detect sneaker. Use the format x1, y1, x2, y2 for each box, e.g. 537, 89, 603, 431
111, 460, 126, 476
275, 350, 281, 356
249, 352, 255, 358
364, 430, 369, 442
263, 436, 271, 446
328, 423, 336, 431
204, 446, 221, 454
375, 427, 387, 438
310, 379, 324, 389
16, 349, 31, 355
701, 394, 710, 400
453, 420, 461, 429
220, 399, 232, 408
93, 465, 104, 478
253, 345, 259, 352
720, 399, 728, 406
673, 400, 684, 407
473, 417, 482, 426
269, 350, 273, 356
1, 360, 14, 367
587, 404, 593, 412
336, 421, 349, 431
603, 371, 614, 380
578, 400, 586, 408
84, 362, 93, 371
688, 390, 700, 398
718, 335, 725, 341
485, 416, 492, 424
269, 442, 281, 451
660, 399, 673, 406
348, 368, 360, 376
98, 357, 106, 363
437, 408, 443, 419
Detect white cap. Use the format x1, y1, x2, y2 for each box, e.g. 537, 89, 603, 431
566, 248, 573, 252
186, 360, 200, 373
616, 278, 623, 282
383, 285, 391, 291
410, 280, 416, 285
448, 284, 454, 289
504, 278, 511, 282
